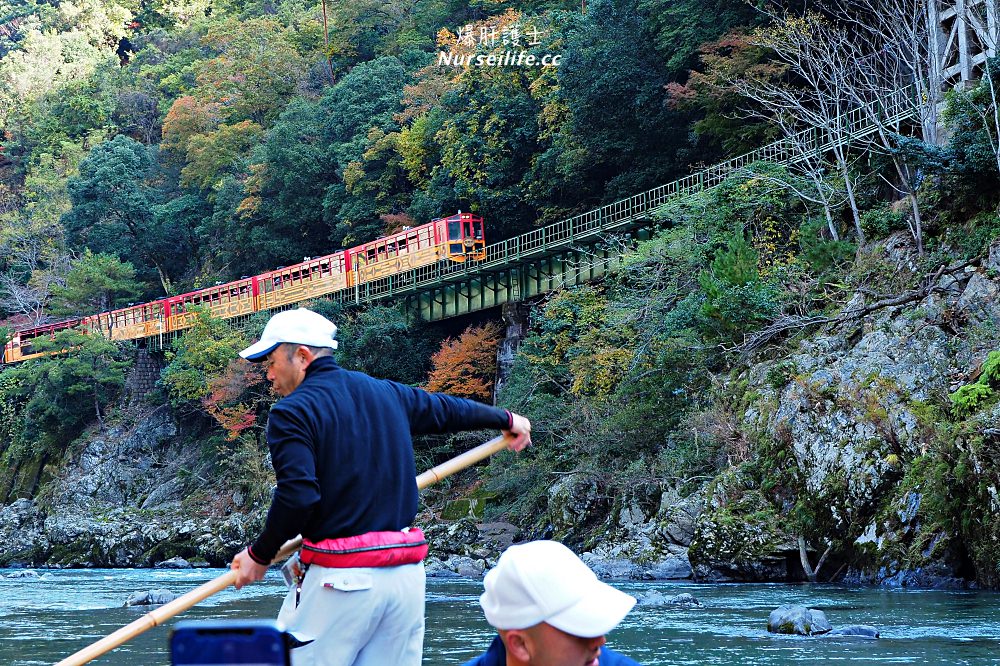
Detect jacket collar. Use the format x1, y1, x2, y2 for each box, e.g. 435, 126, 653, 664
304, 355, 338, 377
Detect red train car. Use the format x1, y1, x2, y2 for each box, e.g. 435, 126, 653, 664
1, 212, 487, 364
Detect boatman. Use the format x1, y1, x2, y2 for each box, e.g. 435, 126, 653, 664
463, 540, 641, 666
230, 307, 532, 666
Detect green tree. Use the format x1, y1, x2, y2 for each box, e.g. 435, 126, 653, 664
558, 0, 685, 196
698, 233, 780, 339
62, 135, 177, 293
161, 309, 272, 439
161, 307, 254, 407
48, 249, 143, 319
233, 97, 332, 271
433, 54, 546, 238
335, 304, 437, 384
640, 0, 761, 75
0, 324, 12, 358
317, 56, 408, 247
180, 120, 263, 193
2, 328, 130, 461
48, 78, 116, 142
193, 16, 308, 125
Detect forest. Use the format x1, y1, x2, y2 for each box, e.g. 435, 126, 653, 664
3, 0, 1000, 585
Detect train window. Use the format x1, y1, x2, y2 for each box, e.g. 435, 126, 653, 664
448, 220, 461, 240
397, 237, 407, 253
472, 219, 484, 239
366, 247, 376, 263
387, 241, 397, 256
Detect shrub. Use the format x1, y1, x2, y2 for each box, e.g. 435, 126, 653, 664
860, 205, 907, 238
950, 350, 1000, 416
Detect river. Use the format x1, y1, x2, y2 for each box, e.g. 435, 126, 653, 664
2, 568, 999, 665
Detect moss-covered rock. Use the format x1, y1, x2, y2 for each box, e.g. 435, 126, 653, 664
688, 485, 792, 581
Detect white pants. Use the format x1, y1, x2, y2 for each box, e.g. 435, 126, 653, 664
277, 562, 425, 666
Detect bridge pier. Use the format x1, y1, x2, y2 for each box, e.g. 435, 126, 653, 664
493, 301, 529, 404
125, 343, 165, 403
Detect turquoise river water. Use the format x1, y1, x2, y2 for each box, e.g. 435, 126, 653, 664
2, 568, 999, 664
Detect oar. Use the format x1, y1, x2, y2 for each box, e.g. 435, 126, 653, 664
55, 433, 515, 666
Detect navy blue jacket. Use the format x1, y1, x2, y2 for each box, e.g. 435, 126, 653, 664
249, 356, 510, 562
463, 636, 641, 666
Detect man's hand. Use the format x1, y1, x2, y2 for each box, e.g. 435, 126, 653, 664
504, 412, 532, 452
231, 548, 269, 590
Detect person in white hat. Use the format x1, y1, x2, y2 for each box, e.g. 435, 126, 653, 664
229, 307, 532, 666
464, 540, 641, 666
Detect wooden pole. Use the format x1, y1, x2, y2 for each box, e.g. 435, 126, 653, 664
54, 434, 514, 666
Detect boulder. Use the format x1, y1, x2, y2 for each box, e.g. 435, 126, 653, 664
547, 473, 604, 538
767, 605, 832, 636
576, 486, 703, 581
0, 499, 49, 563
635, 590, 702, 607
580, 553, 643, 579
424, 557, 460, 578
827, 625, 880, 638
665, 592, 702, 607
4, 569, 40, 579
124, 589, 178, 607
423, 518, 480, 556
154, 556, 192, 569
446, 555, 486, 577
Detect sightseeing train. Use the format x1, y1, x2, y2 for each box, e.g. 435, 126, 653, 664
1, 212, 486, 364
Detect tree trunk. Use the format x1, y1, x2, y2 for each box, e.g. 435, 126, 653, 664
94, 384, 104, 430
837, 151, 865, 244
822, 203, 840, 242
154, 263, 172, 296
798, 535, 833, 583
893, 158, 924, 255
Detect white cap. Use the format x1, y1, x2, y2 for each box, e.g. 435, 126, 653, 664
239, 308, 338, 361
479, 540, 636, 638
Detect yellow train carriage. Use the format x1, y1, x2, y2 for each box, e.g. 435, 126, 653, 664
350, 212, 486, 285
165, 277, 257, 334
256, 253, 350, 311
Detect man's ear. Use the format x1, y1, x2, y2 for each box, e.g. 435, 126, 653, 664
294, 345, 314, 366
502, 629, 532, 662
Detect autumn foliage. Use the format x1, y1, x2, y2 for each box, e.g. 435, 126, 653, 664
203, 360, 270, 440
425, 322, 502, 403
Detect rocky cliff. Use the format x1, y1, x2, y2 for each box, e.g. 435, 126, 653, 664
0, 406, 262, 567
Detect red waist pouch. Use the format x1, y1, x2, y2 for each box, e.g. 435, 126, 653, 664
300, 528, 429, 568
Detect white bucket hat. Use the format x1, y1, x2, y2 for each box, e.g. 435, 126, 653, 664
479, 540, 636, 638
239, 308, 338, 361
